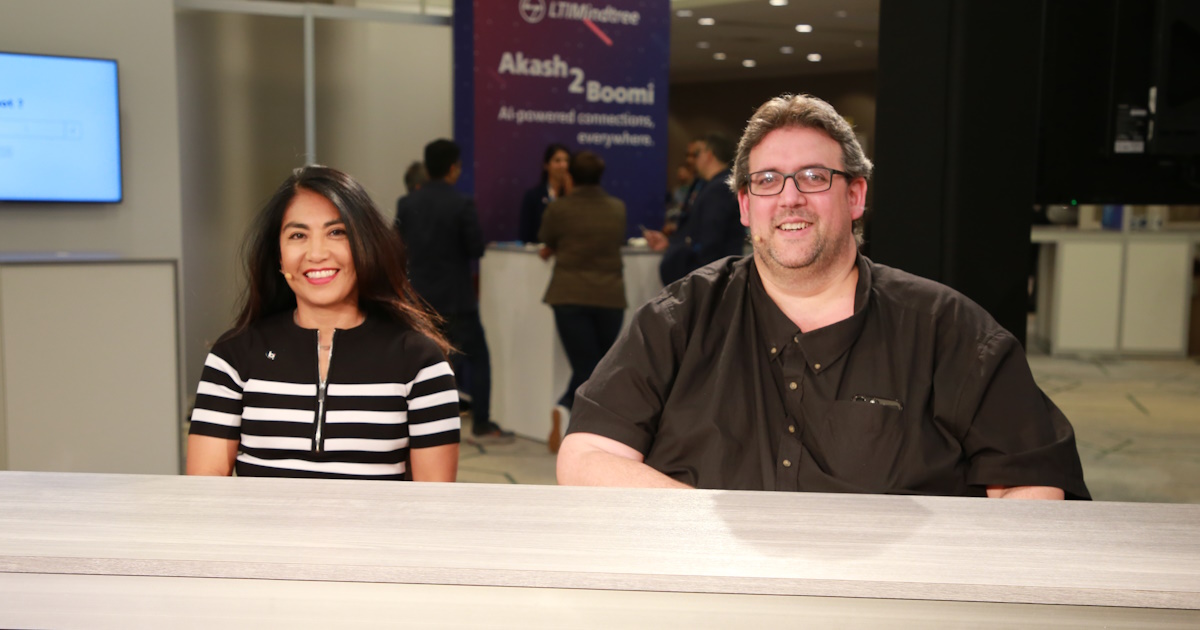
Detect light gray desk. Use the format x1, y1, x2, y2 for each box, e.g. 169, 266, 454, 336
0, 472, 1197, 628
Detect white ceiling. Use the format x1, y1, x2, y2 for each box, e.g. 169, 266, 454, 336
335, 0, 879, 83
669, 0, 879, 83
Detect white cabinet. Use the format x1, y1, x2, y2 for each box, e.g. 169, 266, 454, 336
1122, 241, 1194, 353
1033, 228, 1195, 356
0, 261, 181, 473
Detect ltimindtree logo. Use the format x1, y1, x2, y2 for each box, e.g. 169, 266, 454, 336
520, 0, 547, 23
519, 1, 642, 26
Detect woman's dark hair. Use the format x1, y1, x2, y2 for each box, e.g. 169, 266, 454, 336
227, 165, 449, 354
539, 143, 571, 182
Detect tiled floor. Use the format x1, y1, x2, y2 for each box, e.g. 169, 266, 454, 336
460, 355, 1200, 504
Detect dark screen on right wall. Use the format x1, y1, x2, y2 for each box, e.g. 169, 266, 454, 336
1036, 0, 1200, 205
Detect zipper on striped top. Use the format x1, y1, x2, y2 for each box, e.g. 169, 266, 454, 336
313, 331, 336, 453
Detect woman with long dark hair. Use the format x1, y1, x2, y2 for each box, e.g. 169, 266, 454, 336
517, 143, 572, 243
187, 165, 459, 481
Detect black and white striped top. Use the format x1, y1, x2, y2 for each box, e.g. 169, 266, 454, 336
189, 311, 459, 480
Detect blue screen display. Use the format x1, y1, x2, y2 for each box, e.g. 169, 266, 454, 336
0, 52, 122, 203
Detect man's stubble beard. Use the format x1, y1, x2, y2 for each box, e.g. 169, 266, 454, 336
757, 223, 824, 272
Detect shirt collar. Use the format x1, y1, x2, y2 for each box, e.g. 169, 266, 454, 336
749, 254, 872, 372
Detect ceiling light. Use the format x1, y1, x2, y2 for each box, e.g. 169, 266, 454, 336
676, 9, 693, 18
835, 9, 848, 18
795, 24, 813, 33
769, 0, 788, 6
697, 41, 710, 49
698, 17, 715, 26
713, 52, 727, 60
807, 53, 822, 62
780, 46, 794, 54
742, 59, 757, 68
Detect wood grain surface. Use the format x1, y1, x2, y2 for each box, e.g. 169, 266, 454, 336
0, 472, 1197, 615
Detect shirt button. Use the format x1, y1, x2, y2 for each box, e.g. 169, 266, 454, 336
814, 363, 821, 370
793, 335, 799, 343
770, 346, 777, 355
782, 459, 792, 467
788, 424, 796, 434
788, 381, 798, 390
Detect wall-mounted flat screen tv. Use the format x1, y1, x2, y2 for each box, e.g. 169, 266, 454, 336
0, 51, 122, 203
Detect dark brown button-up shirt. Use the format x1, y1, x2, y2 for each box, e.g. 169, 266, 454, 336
568, 255, 1090, 499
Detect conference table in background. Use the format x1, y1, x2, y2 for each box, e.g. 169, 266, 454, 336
479, 242, 663, 440
0, 472, 1197, 628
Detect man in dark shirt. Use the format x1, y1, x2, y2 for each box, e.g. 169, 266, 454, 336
395, 139, 511, 440
557, 94, 1089, 499
645, 133, 746, 285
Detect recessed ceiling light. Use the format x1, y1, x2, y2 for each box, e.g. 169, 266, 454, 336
807, 53, 822, 62
780, 46, 794, 54
742, 59, 757, 68
769, 0, 788, 6
795, 24, 813, 33
713, 52, 727, 60
697, 41, 710, 49
676, 9, 693, 18
698, 17, 715, 26
835, 9, 848, 18
854, 40, 864, 48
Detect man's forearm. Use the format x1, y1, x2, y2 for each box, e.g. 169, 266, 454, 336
986, 485, 1065, 500
557, 436, 692, 488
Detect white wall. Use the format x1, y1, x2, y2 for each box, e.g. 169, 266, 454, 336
316, 19, 454, 218
0, 0, 183, 260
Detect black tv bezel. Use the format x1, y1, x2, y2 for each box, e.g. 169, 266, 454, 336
0, 49, 123, 205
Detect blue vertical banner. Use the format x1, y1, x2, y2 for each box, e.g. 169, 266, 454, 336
454, 0, 670, 241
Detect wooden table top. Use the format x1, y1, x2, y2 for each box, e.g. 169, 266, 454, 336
1, 471, 1197, 611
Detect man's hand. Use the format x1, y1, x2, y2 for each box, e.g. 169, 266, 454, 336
642, 228, 669, 252
986, 485, 1065, 500
557, 432, 692, 488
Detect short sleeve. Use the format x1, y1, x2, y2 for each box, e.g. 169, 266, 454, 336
958, 332, 1091, 499
567, 294, 683, 455
189, 344, 246, 441
405, 338, 461, 449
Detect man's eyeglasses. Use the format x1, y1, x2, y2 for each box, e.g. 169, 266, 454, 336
746, 167, 852, 196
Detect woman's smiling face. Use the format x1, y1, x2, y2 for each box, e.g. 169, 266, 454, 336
278, 188, 359, 315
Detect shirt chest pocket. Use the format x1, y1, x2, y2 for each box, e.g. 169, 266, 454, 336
804, 400, 907, 493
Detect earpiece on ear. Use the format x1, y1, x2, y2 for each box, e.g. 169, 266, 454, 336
283, 271, 294, 280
